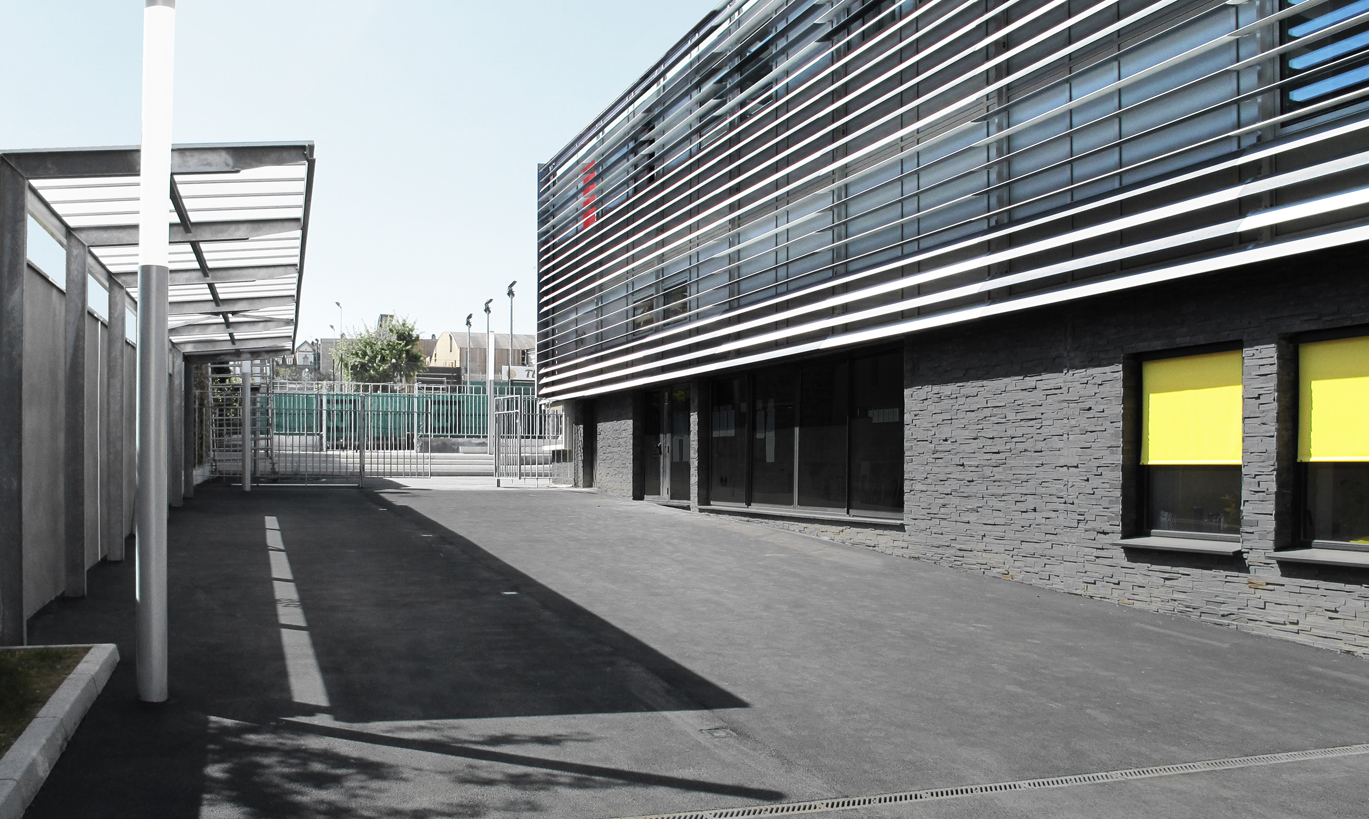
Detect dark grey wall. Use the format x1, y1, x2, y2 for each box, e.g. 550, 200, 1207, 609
894, 249, 1369, 655
583, 247, 1369, 655
593, 391, 637, 499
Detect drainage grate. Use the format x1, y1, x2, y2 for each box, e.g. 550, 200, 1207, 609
615, 742, 1369, 819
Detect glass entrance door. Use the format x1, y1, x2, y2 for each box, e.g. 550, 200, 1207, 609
644, 390, 664, 497
669, 385, 691, 501
643, 385, 690, 501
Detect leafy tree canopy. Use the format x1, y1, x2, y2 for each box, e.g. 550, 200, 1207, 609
335, 317, 426, 384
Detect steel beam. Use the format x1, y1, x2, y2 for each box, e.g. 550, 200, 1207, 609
105, 280, 127, 562
79, 218, 302, 248
169, 295, 293, 316
173, 335, 293, 355
168, 350, 184, 508
64, 231, 88, 597
183, 360, 196, 500
0, 160, 26, 645
115, 265, 296, 288
182, 347, 289, 365
1, 142, 313, 180
170, 318, 292, 338
241, 363, 252, 492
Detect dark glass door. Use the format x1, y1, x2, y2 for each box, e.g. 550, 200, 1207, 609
644, 390, 664, 497
709, 377, 748, 504
798, 360, 848, 510
850, 351, 903, 514
751, 368, 796, 506
669, 385, 691, 501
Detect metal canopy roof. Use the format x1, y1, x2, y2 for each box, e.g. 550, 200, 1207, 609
6, 142, 314, 361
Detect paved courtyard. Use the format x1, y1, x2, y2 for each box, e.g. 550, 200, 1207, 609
24, 482, 1369, 818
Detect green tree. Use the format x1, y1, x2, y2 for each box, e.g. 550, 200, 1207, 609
335, 317, 427, 384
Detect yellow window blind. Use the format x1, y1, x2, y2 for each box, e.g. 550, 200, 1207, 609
1142, 351, 1243, 465
1299, 335, 1369, 462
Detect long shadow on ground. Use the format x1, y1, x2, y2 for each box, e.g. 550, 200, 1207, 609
283, 485, 746, 723
24, 483, 766, 819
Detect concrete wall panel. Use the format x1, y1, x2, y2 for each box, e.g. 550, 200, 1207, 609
85, 313, 100, 567
22, 266, 64, 618
124, 340, 135, 540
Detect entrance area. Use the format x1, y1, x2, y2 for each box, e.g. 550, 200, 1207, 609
644, 385, 691, 502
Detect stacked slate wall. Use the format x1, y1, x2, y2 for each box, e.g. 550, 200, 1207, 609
593, 392, 639, 499
583, 249, 1369, 654
771, 251, 1369, 655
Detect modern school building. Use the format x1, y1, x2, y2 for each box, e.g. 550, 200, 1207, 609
535, 0, 1369, 654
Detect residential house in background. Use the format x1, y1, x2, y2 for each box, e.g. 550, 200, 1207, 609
429, 331, 535, 381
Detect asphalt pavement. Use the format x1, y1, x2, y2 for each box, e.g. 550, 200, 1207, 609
23, 482, 1369, 818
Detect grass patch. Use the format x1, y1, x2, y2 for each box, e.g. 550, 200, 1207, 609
0, 646, 89, 758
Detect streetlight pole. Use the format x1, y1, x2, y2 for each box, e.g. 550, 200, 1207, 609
464, 313, 472, 383
484, 300, 495, 460
507, 281, 516, 373
136, 0, 176, 705
335, 301, 343, 337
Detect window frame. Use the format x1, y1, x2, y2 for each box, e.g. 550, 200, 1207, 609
1294, 325, 1369, 550
1130, 342, 1246, 544
704, 347, 904, 521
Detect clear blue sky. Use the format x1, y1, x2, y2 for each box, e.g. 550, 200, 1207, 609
0, 0, 718, 345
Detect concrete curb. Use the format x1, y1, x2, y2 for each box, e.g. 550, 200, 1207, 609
0, 644, 119, 819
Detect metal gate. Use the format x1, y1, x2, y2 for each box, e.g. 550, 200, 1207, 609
493, 395, 572, 484
201, 379, 536, 484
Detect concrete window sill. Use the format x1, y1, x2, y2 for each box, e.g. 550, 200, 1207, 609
1115, 536, 1244, 556
699, 504, 904, 528
1271, 549, 1369, 568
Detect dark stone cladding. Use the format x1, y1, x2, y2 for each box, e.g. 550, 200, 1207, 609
591, 391, 640, 500
577, 245, 1369, 654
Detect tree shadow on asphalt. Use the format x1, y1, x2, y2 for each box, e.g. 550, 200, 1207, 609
204, 719, 783, 817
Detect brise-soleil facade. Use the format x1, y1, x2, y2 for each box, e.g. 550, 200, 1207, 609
536, 0, 1369, 654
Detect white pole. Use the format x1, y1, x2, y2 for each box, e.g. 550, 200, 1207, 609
507, 281, 516, 374
136, 0, 175, 704
484, 300, 494, 461
241, 365, 252, 492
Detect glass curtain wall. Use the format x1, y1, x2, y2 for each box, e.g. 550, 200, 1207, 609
707, 350, 902, 517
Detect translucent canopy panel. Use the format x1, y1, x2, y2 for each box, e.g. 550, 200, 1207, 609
21, 143, 315, 360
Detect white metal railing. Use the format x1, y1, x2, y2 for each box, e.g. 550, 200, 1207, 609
493, 395, 571, 483
203, 379, 557, 483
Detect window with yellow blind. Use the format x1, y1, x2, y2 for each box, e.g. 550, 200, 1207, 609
1141, 350, 1243, 537
1300, 335, 1369, 546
